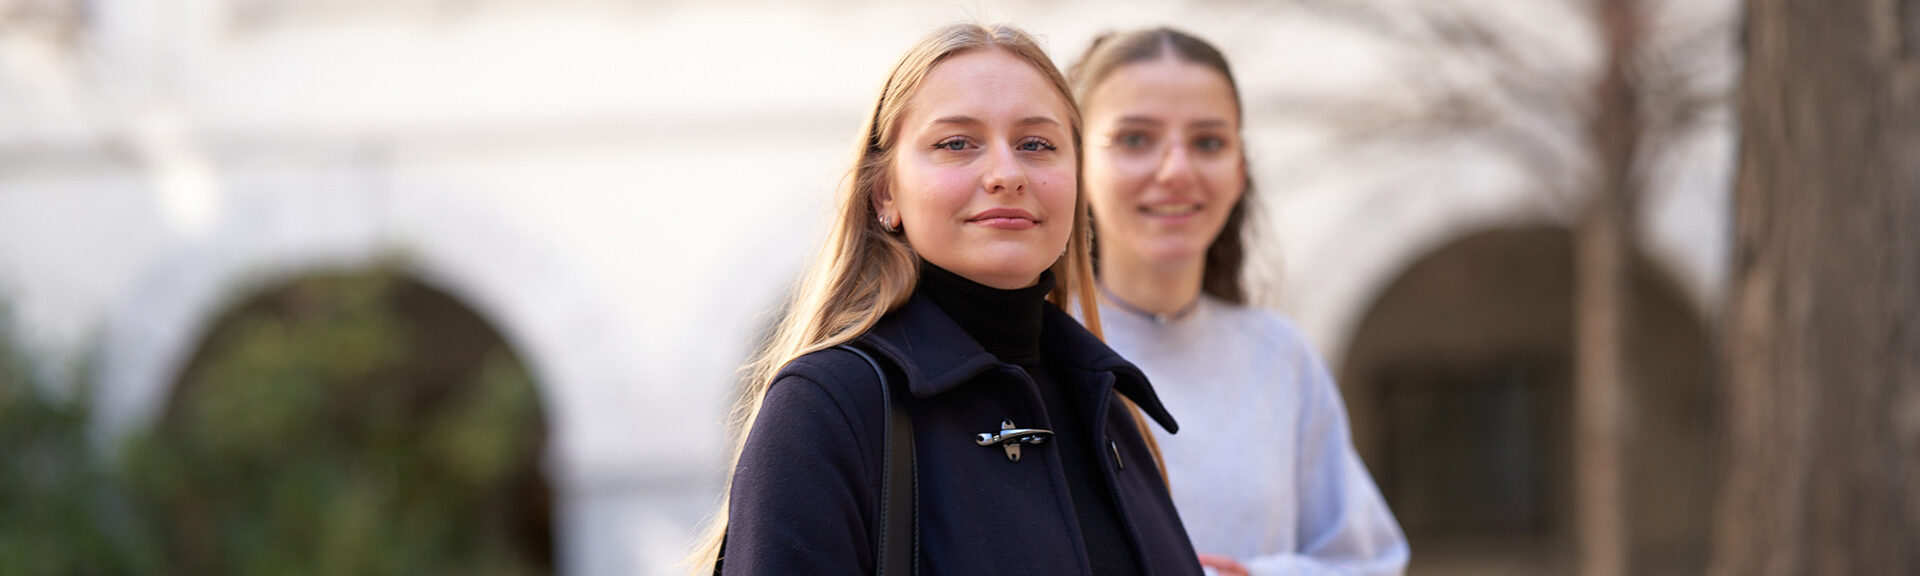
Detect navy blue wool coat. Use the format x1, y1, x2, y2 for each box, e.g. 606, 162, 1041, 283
720, 292, 1206, 575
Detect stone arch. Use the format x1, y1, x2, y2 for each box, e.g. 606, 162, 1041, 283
89, 182, 692, 573
1336, 225, 1713, 574
91, 186, 602, 470
131, 267, 554, 572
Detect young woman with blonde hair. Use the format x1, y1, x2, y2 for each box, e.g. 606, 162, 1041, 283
689, 23, 1204, 575
1069, 27, 1409, 576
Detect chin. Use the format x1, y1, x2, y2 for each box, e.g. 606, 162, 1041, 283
973, 245, 1056, 274
962, 259, 1053, 289
1140, 241, 1211, 265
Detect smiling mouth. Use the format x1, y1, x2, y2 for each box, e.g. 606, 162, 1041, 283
969, 207, 1039, 223
1142, 204, 1202, 216
968, 207, 1040, 230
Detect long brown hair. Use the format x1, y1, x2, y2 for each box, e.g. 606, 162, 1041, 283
684, 23, 1107, 573
1068, 27, 1257, 304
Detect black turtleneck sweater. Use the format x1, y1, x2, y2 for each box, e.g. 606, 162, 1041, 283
917, 262, 1141, 576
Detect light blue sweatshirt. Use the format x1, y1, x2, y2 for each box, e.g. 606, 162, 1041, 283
1098, 296, 1410, 576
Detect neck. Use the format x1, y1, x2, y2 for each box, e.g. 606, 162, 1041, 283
917, 261, 1053, 368
1099, 250, 1205, 316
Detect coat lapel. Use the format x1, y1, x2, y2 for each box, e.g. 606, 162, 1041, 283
857, 292, 1181, 434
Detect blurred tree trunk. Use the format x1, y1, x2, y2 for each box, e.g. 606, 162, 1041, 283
1576, 0, 1641, 574
1711, 0, 1920, 573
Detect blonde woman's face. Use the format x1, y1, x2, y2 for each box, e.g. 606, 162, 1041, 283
881, 49, 1078, 290
1082, 58, 1245, 270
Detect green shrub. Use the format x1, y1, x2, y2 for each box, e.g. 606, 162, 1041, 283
0, 312, 154, 576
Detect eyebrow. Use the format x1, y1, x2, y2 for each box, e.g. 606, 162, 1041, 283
1115, 116, 1232, 130
931, 116, 1064, 128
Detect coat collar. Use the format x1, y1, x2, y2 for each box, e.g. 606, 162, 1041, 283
857, 291, 1181, 434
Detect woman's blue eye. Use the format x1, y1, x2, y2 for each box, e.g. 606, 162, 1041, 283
936, 139, 968, 151
1117, 134, 1150, 148
1018, 139, 1057, 152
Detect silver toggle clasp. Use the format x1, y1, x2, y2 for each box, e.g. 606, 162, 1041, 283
975, 419, 1054, 462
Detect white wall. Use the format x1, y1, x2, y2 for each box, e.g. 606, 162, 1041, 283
0, 1, 1736, 574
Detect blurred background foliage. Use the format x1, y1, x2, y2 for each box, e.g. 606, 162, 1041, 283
0, 307, 154, 575
0, 267, 553, 576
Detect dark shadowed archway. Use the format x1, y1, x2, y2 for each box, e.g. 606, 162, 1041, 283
1338, 226, 1712, 575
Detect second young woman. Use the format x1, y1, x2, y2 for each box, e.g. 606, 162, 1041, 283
1070, 27, 1410, 576
689, 23, 1205, 575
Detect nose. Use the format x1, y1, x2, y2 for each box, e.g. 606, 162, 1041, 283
982, 145, 1028, 195
1154, 142, 1196, 192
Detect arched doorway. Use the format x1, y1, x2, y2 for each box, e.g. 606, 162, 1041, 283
1338, 226, 1712, 575
123, 266, 554, 575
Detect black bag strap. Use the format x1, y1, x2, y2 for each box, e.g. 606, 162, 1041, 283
836, 344, 917, 576
716, 345, 915, 576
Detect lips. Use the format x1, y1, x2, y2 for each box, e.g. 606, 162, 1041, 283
1141, 203, 1202, 217
968, 207, 1040, 230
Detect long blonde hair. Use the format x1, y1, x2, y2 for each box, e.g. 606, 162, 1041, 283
686, 23, 1120, 573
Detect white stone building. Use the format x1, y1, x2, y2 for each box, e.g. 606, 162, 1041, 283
0, 1, 1735, 574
